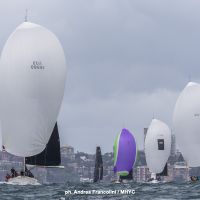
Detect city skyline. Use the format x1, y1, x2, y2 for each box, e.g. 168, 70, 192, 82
0, 140, 190, 183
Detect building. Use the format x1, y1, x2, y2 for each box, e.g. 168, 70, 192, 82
0, 160, 23, 181
173, 162, 189, 182
136, 166, 150, 182
60, 146, 75, 160
168, 133, 177, 164
170, 134, 176, 157
77, 166, 90, 178
143, 128, 148, 147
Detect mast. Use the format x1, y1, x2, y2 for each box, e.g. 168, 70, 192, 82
24, 9, 28, 22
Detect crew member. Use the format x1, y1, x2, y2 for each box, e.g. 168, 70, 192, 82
5, 173, 11, 182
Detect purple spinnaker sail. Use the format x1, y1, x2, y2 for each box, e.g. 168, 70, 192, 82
114, 129, 137, 176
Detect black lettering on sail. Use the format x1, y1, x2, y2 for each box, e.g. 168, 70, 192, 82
158, 139, 164, 150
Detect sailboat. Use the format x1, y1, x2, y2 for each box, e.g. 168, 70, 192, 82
145, 119, 171, 183
113, 128, 137, 183
93, 146, 103, 183
173, 82, 200, 182
0, 21, 67, 185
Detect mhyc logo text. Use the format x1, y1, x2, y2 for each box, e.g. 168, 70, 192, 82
65, 189, 135, 195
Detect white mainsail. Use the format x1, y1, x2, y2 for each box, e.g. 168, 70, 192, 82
173, 82, 200, 167
145, 119, 171, 173
0, 22, 66, 157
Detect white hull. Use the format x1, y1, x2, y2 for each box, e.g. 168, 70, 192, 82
80, 178, 92, 183
149, 179, 160, 184
6, 176, 41, 185
114, 181, 121, 184
147, 179, 168, 184
121, 179, 128, 183
112, 179, 131, 184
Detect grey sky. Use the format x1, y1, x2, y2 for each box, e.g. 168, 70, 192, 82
0, 0, 199, 153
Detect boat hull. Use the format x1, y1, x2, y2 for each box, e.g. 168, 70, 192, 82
148, 179, 160, 184
6, 176, 41, 185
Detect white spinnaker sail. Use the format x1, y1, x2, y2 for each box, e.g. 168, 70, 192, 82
173, 82, 200, 167
0, 22, 66, 157
0, 121, 2, 151
145, 119, 171, 173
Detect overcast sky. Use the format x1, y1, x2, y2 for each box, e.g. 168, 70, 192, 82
0, 0, 200, 153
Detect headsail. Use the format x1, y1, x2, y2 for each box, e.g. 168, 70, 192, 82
0, 22, 67, 157
113, 128, 137, 178
157, 163, 168, 177
173, 82, 200, 167
145, 119, 171, 174
93, 146, 103, 182
25, 122, 61, 166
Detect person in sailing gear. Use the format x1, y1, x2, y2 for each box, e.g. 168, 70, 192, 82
2, 145, 5, 152
11, 168, 18, 178
5, 173, 11, 182
191, 176, 199, 182
20, 170, 25, 176
156, 175, 161, 181
25, 166, 34, 178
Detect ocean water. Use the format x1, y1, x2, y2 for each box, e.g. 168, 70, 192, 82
0, 181, 200, 200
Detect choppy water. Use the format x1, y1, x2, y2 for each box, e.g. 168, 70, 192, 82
0, 181, 200, 200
